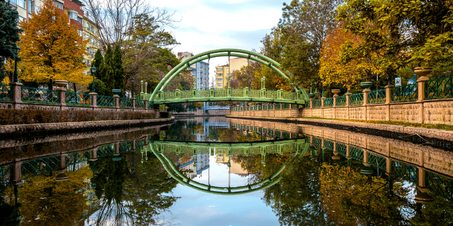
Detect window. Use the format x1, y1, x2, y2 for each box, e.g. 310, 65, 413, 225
53, 0, 63, 10
77, 17, 82, 24
217, 83, 223, 86
216, 78, 223, 81
18, 0, 25, 8
28, 0, 34, 14
226, 73, 230, 76
216, 68, 222, 72
35, 6, 40, 13
217, 73, 223, 77
68, 11, 78, 20
10, 0, 17, 7
226, 68, 229, 71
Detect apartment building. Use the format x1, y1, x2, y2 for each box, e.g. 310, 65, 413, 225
229, 58, 249, 74
215, 65, 229, 89
178, 52, 210, 90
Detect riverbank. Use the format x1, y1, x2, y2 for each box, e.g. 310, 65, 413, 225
0, 117, 174, 139
226, 115, 453, 143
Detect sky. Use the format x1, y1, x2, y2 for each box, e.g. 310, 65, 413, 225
150, 0, 288, 85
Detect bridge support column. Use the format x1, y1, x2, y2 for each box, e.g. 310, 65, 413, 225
363, 150, 369, 166
385, 157, 392, 176
56, 153, 68, 181
132, 139, 136, 152
12, 160, 23, 185
415, 167, 433, 203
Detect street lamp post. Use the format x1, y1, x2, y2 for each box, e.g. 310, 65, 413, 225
91, 66, 96, 92
131, 77, 135, 98
12, 45, 20, 83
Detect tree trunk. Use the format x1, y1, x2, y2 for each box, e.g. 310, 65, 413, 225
73, 83, 77, 93
49, 79, 53, 90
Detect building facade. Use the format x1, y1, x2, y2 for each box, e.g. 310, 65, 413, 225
229, 58, 249, 74
178, 52, 210, 90
82, 16, 100, 74
215, 65, 229, 89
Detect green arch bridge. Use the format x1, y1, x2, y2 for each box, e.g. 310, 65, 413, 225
143, 49, 310, 106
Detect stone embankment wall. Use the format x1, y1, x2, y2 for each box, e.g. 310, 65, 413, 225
230, 105, 300, 118
301, 99, 453, 126
300, 124, 453, 178
229, 118, 300, 134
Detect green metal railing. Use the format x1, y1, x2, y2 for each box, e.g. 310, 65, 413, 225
391, 161, 418, 183
0, 83, 12, 101
349, 146, 364, 162
312, 99, 321, 108
136, 99, 145, 108
324, 97, 334, 107
145, 87, 306, 104
336, 95, 346, 106
65, 91, 92, 106
368, 152, 386, 171
349, 93, 363, 106
425, 75, 453, 99
367, 89, 386, 104
21, 86, 60, 104
97, 95, 115, 107
119, 97, 133, 108
391, 84, 418, 102
336, 143, 347, 156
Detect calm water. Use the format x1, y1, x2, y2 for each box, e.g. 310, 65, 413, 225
0, 117, 452, 225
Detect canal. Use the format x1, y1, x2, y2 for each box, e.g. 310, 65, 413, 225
0, 117, 452, 225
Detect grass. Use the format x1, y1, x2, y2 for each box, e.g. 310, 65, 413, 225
300, 117, 453, 131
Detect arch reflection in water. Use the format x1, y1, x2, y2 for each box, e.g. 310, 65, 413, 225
143, 139, 310, 195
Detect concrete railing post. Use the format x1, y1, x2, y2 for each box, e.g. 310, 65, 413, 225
10, 82, 22, 109
144, 100, 148, 110
363, 89, 370, 121
114, 95, 120, 109
417, 76, 429, 124
90, 93, 97, 108
59, 89, 66, 106
385, 85, 394, 121
132, 98, 136, 110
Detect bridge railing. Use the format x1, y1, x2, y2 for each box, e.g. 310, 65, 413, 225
144, 87, 306, 104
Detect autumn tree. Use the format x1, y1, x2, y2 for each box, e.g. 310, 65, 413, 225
14, 0, 89, 89
320, 24, 383, 91
336, 0, 453, 80
0, 1, 23, 82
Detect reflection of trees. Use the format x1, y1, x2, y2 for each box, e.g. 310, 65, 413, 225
165, 121, 196, 141
320, 164, 410, 225
90, 152, 179, 225
0, 184, 20, 226
235, 153, 332, 225
4, 167, 91, 226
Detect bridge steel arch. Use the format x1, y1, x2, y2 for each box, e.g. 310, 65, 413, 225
148, 49, 310, 106
144, 141, 310, 195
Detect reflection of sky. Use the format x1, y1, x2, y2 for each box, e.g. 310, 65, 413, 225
162, 155, 279, 226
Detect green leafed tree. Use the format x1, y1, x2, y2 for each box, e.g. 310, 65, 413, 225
100, 45, 114, 96
0, 1, 23, 82
113, 44, 125, 96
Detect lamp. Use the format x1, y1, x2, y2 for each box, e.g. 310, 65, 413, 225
91, 66, 96, 92
12, 45, 20, 83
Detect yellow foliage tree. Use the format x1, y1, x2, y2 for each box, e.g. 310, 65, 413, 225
11, 0, 89, 87
319, 24, 383, 91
